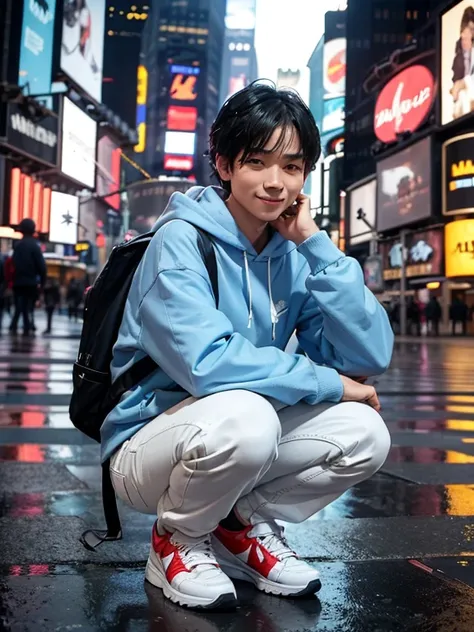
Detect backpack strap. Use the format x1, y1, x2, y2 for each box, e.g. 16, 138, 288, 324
80, 226, 218, 551
80, 458, 122, 550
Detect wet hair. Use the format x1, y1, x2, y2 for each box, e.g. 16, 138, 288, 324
209, 81, 321, 193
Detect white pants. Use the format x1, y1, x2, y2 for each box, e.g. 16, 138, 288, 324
110, 391, 391, 537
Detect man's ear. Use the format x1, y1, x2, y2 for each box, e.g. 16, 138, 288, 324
215, 154, 232, 183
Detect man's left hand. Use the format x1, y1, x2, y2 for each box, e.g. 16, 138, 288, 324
270, 193, 319, 246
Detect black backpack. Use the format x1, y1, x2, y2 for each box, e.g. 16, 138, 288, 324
70, 225, 218, 550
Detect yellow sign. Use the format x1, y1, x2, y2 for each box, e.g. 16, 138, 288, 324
134, 65, 148, 153
136, 65, 148, 105
75, 241, 90, 253
451, 160, 474, 178
445, 219, 474, 277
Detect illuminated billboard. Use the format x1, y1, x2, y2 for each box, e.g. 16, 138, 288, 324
18, 0, 57, 95
323, 38, 346, 96
376, 137, 432, 232
9, 167, 51, 233
135, 65, 148, 154
60, 0, 105, 102
49, 192, 79, 245
61, 98, 97, 189
374, 65, 434, 143
167, 106, 198, 131
441, 0, 474, 125
164, 132, 196, 156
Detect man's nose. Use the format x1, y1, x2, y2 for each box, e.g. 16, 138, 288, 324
263, 167, 284, 190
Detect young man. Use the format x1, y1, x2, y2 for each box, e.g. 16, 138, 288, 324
103, 82, 394, 610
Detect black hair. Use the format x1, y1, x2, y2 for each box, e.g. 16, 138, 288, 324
209, 81, 321, 193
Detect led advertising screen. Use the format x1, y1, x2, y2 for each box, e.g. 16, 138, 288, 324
9, 167, 51, 234
376, 138, 432, 232
135, 65, 148, 154
349, 179, 376, 245
49, 191, 79, 245
441, 0, 474, 125
97, 136, 121, 211
374, 65, 434, 143
167, 106, 198, 132
380, 228, 443, 280
323, 38, 346, 96
60, 0, 105, 102
18, 0, 57, 95
4, 103, 58, 167
61, 98, 97, 189
164, 132, 196, 156
127, 180, 192, 233
442, 133, 474, 215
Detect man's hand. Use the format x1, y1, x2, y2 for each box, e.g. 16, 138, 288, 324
270, 193, 319, 246
340, 375, 381, 412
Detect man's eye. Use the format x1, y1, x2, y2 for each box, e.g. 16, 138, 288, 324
246, 158, 262, 165
286, 164, 302, 172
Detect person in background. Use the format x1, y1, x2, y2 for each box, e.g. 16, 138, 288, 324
407, 296, 422, 336
67, 277, 83, 321
43, 277, 61, 335
450, 295, 469, 335
425, 296, 442, 336
9, 219, 46, 336
0, 254, 5, 333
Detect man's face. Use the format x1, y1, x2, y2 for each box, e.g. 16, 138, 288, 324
217, 127, 306, 224
461, 26, 472, 50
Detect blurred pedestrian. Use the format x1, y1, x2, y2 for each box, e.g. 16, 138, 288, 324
9, 219, 46, 336
450, 295, 469, 335
43, 277, 61, 334
407, 296, 422, 336
67, 277, 83, 321
425, 296, 442, 336
0, 254, 5, 333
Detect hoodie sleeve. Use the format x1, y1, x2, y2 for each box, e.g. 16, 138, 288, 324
137, 224, 343, 406
295, 231, 394, 376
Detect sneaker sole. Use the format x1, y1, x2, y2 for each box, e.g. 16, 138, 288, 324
145, 552, 238, 611
212, 536, 322, 597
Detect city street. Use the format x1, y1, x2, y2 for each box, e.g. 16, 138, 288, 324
0, 319, 473, 631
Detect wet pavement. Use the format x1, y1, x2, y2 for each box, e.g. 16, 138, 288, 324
1, 318, 474, 631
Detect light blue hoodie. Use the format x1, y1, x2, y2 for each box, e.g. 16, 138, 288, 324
101, 186, 394, 461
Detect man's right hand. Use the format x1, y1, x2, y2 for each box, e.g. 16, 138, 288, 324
340, 375, 381, 412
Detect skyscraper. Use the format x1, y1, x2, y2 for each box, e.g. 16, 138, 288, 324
219, 0, 258, 105
138, 0, 226, 184
102, 1, 149, 129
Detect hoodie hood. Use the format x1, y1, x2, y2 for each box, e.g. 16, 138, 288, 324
152, 185, 297, 260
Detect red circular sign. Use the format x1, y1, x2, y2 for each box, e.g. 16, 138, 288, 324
374, 65, 434, 143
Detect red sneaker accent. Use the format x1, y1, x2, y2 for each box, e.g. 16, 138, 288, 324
151, 528, 190, 583
214, 525, 279, 578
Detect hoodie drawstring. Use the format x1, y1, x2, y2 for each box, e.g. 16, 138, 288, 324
243, 253, 278, 340
268, 257, 278, 341
243, 251, 253, 328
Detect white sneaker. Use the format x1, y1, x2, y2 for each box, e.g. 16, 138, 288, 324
213, 520, 321, 597
145, 521, 238, 610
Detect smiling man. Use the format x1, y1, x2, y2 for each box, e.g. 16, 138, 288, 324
102, 81, 394, 610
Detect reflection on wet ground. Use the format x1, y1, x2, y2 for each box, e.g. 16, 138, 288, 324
1, 320, 474, 630
2, 560, 474, 632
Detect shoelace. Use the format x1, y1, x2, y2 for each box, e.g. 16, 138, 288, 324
249, 522, 296, 561
173, 535, 217, 569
